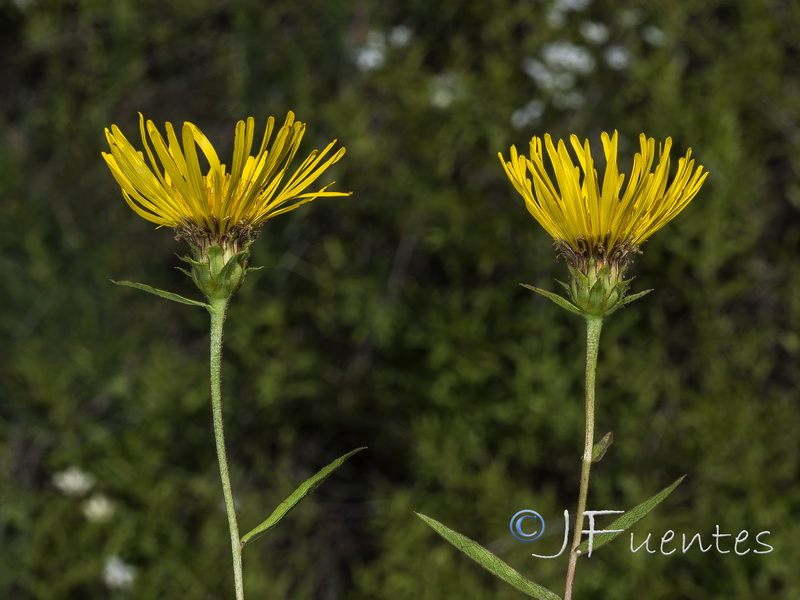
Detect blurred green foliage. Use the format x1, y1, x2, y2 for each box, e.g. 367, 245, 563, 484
1, 0, 799, 597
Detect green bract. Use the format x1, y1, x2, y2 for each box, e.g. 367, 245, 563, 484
178, 243, 255, 301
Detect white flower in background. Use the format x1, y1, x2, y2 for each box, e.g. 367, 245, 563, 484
52, 466, 94, 497
511, 100, 546, 129
522, 59, 575, 92
522, 40, 597, 110
353, 30, 386, 72
547, 0, 591, 28
554, 0, 591, 10
522, 58, 551, 83
604, 45, 632, 70
388, 25, 413, 47
541, 41, 595, 74
103, 555, 136, 591
580, 21, 610, 44
83, 494, 116, 523
523, 41, 592, 99
429, 72, 464, 108
642, 25, 666, 46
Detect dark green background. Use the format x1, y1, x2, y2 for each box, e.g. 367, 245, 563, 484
2, 0, 799, 597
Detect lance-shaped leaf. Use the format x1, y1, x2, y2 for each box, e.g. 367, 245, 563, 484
416, 513, 562, 600
576, 475, 685, 554
619, 288, 653, 308
241, 447, 366, 547
520, 283, 582, 316
591, 432, 614, 463
111, 280, 210, 309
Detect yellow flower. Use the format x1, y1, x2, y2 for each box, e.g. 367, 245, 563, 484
103, 112, 348, 299
102, 112, 349, 249
499, 131, 707, 266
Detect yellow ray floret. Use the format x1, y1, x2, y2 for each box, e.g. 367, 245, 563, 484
499, 131, 708, 255
102, 112, 349, 235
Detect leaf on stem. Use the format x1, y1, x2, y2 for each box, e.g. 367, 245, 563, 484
415, 513, 562, 600
520, 283, 582, 316
240, 447, 366, 548
111, 280, 211, 309
619, 288, 653, 307
591, 432, 614, 463
576, 475, 686, 554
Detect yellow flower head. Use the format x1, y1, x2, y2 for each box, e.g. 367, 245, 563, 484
102, 112, 349, 251
499, 131, 708, 268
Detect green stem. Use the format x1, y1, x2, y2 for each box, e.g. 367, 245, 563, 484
564, 315, 603, 600
209, 296, 245, 600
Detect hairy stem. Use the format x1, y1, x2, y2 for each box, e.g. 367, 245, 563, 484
564, 315, 603, 600
209, 296, 244, 600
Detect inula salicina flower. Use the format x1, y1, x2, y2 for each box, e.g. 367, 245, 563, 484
101, 112, 359, 600
499, 131, 708, 316
103, 112, 349, 298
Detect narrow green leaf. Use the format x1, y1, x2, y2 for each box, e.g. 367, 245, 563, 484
176, 253, 204, 267
416, 513, 562, 600
591, 431, 614, 463
554, 278, 570, 293
620, 288, 653, 307
241, 447, 366, 547
111, 280, 210, 309
576, 475, 685, 554
520, 284, 582, 316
